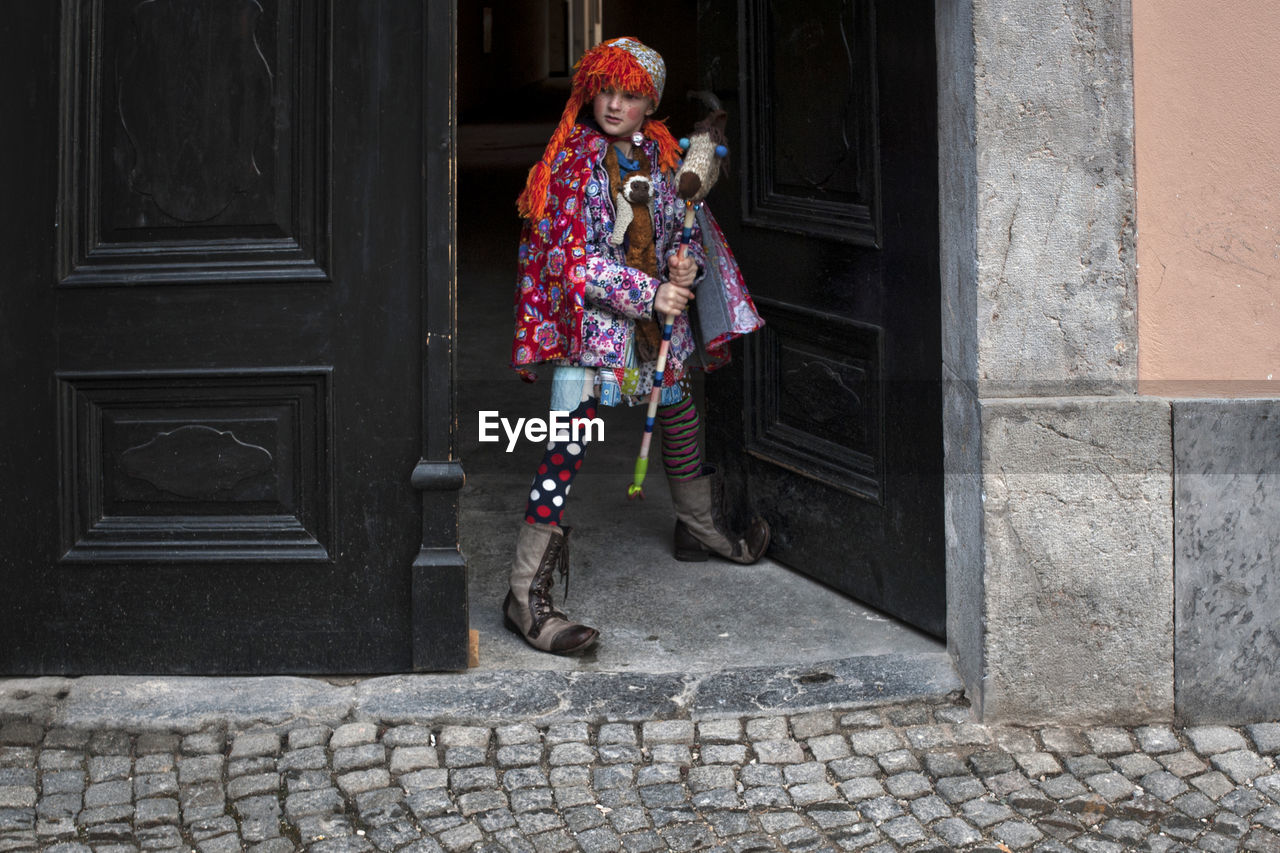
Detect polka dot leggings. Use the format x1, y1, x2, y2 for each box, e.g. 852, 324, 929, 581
524, 396, 597, 526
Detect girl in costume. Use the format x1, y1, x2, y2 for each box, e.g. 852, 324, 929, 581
507, 37, 768, 655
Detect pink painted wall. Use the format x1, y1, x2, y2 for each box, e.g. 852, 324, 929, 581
1133, 0, 1280, 396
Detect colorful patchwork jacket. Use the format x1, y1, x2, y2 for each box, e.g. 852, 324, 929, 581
512, 123, 762, 382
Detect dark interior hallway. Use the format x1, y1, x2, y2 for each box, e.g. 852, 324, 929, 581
454, 108, 946, 674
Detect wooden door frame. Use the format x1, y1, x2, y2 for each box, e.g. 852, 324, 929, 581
411, 0, 469, 671
937, 0, 984, 711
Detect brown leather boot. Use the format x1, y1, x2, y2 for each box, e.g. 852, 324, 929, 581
668, 467, 770, 564
503, 523, 598, 655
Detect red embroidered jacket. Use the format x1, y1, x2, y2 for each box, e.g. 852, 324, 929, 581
512, 123, 762, 379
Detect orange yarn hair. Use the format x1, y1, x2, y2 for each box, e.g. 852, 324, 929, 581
517, 39, 683, 222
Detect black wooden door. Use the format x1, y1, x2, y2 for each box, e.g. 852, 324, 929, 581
0, 0, 466, 672
701, 0, 945, 636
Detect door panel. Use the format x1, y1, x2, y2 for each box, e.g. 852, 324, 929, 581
702, 0, 945, 636
0, 0, 466, 672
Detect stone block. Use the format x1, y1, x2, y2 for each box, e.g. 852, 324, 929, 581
284, 788, 343, 821
1135, 726, 1180, 755
177, 756, 224, 786
1173, 400, 1280, 723
136, 733, 180, 755
980, 397, 1173, 722
839, 711, 883, 729
1184, 726, 1249, 756
699, 744, 746, 765
87, 731, 130, 755
922, 753, 968, 779
548, 765, 588, 787
438, 727, 490, 750
838, 777, 886, 802
646, 745, 690, 767
1013, 752, 1061, 779
748, 712, 793, 744
37, 753, 81, 768
0, 787, 35, 809
398, 769, 448, 792
788, 782, 838, 806
884, 772, 933, 800
495, 744, 541, 767
41, 772, 84, 797
88, 756, 131, 784
994, 729, 1039, 755
444, 768, 494, 799
181, 731, 224, 756
229, 758, 278, 779
390, 747, 438, 775
1084, 728, 1135, 757
807, 735, 851, 762
548, 743, 595, 766
494, 724, 538, 747
287, 726, 331, 750
848, 729, 904, 756
230, 732, 282, 759
279, 746, 326, 773
330, 723, 378, 750
972, 0, 1136, 394
227, 773, 279, 801
1158, 750, 1207, 778
910, 793, 953, 824
1111, 752, 1161, 779
1211, 750, 1274, 784
790, 712, 836, 740
781, 763, 826, 786
641, 721, 693, 746
935, 775, 984, 804
443, 747, 484, 768
935, 816, 982, 847
134, 797, 180, 828
598, 724, 637, 747
84, 781, 132, 808
1248, 724, 1280, 756
333, 744, 386, 773
0, 724, 42, 747
545, 723, 588, 745
751, 740, 804, 764
598, 745, 641, 765
382, 725, 433, 748
904, 725, 953, 751
879, 816, 925, 847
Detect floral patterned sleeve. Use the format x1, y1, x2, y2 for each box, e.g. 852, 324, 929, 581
582, 257, 661, 320
579, 163, 713, 319
578, 170, 663, 320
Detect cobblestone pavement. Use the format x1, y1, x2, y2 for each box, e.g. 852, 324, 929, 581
2, 699, 1279, 853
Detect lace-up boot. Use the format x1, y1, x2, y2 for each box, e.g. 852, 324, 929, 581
503, 523, 599, 654
668, 467, 770, 564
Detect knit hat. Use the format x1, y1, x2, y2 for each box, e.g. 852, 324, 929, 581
517, 37, 683, 221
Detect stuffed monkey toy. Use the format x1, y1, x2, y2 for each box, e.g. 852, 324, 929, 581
604, 146, 662, 357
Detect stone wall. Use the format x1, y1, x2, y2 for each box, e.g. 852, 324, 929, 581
940, 0, 1175, 721
981, 399, 1172, 722
937, 0, 985, 714
973, 0, 1137, 396
1173, 400, 1280, 723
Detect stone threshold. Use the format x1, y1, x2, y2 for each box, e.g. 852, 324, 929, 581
0, 652, 961, 732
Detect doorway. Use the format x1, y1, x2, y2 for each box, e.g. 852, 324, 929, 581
454, 0, 947, 673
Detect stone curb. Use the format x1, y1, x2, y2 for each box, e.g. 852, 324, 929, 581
0, 654, 961, 732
